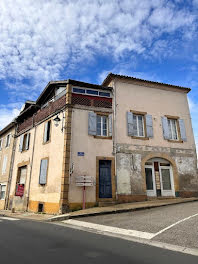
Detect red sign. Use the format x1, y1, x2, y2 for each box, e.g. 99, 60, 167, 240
15, 184, 24, 197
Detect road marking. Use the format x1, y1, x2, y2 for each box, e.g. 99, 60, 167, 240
152, 212, 198, 238
63, 219, 155, 239
0, 217, 19, 221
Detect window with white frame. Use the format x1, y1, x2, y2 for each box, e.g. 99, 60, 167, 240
167, 119, 178, 140
5, 134, 11, 148
0, 184, 6, 200
133, 114, 145, 137
96, 115, 108, 136
0, 139, 3, 150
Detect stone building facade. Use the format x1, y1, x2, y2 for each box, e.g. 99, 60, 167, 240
1, 73, 197, 214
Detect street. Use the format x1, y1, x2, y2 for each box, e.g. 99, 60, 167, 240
0, 214, 197, 263
66, 201, 198, 250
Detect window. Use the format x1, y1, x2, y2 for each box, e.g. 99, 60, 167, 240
72, 87, 111, 98
86, 89, 98, 95
97, 115, 108, 136
19, 133, 30, 152
99, 92, 111, 97
0, 185, 6, 200
167, 119, 178, 140
133, 114, 145, 137
15, 166, 26, 197
88, 111, 112, 137
39, 159, 48, 185
44, 120, 51, 143
73, 88, 86, 94
0, 139, 3, 150
5, 134, 11, 148
2, 155, 7, 175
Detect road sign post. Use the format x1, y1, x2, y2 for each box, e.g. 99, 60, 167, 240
75, 176, 94, 209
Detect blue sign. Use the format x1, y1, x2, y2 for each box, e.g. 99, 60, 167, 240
78, 152, 85, 156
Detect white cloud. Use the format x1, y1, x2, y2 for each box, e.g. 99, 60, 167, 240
0, 105, 21, 130
0, 0, 197, 128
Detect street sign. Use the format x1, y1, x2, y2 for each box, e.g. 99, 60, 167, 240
76, 182, 94, 187
78, 152, 85, 156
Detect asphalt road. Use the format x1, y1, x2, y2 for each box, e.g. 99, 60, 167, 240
0, 216, 197, 263
76, 201, 198, 249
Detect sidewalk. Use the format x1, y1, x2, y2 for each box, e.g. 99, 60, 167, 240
0, 210, 54, 222
49, 197, 198, 222
0, 197, 198, 222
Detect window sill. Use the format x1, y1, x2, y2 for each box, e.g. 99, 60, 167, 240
94, 136, 112, 140
131, 136, 149, 140
43, 140, 51, 145
167, 139, 183, 143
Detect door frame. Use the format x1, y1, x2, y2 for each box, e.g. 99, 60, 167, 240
145, 164, 157, 197
159, 165, 175, 197
96, 157, 116, 202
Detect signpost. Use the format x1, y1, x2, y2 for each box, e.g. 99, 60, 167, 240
75, 176, 94, 209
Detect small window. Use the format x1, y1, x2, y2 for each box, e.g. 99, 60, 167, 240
19, 133, 30, 152
73, 88, 86, 94
0, 185, 6, 200
0, 139, 3, 150
86, 89, 98, 95
39, 159, 48, 185
5, 134, 11, 147
167, 119, 178, 140
99, 92, 111, 97
44, 121, 51, 143
133, 114, 145, 137
97, 115, 108, 136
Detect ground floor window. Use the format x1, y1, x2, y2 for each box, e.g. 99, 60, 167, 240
15, 166, 27, 196
0, 185, 6, 199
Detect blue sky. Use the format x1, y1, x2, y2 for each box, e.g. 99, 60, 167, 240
1, 0, 198, 147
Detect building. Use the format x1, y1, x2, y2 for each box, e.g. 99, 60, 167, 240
0, 121, 16, 210
5, 74, 198, 214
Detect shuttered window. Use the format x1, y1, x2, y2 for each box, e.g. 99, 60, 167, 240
5, 134, 11, 147
88, 112, 112, 137
44, 121, 51, 143
19, 133, 30, 152
39, 159, 48, 185
2, 156, 7, 174
127, 112, 153, 138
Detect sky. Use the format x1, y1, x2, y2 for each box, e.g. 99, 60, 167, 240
1, 0, 198, 147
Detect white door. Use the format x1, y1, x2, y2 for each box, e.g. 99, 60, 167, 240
145, 165, 156, 197
159, 166, 175, 197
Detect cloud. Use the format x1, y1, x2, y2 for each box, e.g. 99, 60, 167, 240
0, 0, 198, 128
0, 104, 21, 130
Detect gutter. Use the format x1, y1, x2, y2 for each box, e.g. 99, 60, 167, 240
26, 114, 37, 211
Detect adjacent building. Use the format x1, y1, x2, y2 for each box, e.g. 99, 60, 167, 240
0, 122, 16, 210
1, 73, 197, 214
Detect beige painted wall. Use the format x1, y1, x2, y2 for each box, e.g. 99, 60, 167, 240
69, 108, 113, 204
115, 80, 196, 150
0, 127, 15, 209
29, 115, 64, 205
10, 114, 64, 212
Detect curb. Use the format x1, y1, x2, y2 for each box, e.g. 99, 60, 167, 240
47, 198, 198, 222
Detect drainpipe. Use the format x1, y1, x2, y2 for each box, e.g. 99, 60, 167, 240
112, 79, 118, 200
5, 123, 17, 210
26, 114, 37, 211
